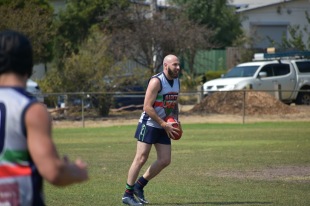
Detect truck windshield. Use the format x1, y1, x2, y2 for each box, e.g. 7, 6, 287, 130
224, 66, 259, 78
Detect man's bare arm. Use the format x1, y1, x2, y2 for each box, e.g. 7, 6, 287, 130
26, 103, 88, 186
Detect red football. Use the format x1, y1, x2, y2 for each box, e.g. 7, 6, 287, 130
164, 116, 182, 140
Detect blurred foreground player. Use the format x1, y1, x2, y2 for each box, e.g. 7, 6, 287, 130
0, 30, 88, 206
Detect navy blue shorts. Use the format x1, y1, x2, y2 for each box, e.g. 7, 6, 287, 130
134, 122, 171, 145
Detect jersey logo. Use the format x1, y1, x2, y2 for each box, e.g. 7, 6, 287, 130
0, 182, 19, 206
163, 92, 178, 115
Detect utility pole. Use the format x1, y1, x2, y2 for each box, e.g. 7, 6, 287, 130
150, 0, 157, 18
150, 0, 158, 73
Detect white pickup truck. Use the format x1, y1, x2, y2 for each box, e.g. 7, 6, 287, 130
203, 51, 310, 104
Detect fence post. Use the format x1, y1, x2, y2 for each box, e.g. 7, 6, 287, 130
242, 90, 246, 124
241, 85, 252, 124
197, 85, 204, 103
63, 95, 68, 116
274, 84, 282, 100
81, 92, 85, 128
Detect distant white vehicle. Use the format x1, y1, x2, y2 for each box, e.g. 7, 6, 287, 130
203, 51, 310, 105
26, 79, 44, 103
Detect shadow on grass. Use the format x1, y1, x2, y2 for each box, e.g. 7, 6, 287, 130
150, 201, 273, 205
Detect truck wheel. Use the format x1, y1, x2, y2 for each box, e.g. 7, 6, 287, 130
296, 92, 310, 105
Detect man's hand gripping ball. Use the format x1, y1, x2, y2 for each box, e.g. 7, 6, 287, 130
163, 116, 183, 140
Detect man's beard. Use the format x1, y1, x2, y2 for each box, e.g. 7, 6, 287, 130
168, 66, 178, 79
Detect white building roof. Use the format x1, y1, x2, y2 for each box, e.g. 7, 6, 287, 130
229, 0, 293, 11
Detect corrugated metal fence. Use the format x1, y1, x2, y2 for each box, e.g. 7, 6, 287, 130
187, 47, 243, 74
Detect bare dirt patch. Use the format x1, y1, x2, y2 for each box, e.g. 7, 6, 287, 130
191, 91, 298, 115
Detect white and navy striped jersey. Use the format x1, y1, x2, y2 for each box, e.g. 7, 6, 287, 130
138, 72, 180, 128
0, 87, 44, 206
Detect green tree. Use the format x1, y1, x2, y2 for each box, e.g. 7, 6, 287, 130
172, 0, 243, 47
53, 0, 129, 66
0, 0, 54, 63
40, 30, 115, 116
42, 29, 150, 115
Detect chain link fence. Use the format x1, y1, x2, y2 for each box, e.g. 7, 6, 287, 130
41, 89, 310, 127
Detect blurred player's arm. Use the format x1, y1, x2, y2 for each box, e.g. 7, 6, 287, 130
26, 103, 88, 186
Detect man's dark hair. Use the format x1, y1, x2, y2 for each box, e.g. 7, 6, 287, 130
0, 30, 33, 77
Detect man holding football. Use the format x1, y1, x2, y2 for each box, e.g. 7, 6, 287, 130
122, 54, 182, 205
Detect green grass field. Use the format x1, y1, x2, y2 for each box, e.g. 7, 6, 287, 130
45, 122, 310, 206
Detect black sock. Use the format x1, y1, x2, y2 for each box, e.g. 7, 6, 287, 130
135, 176, 149, 189
124, 183, 134, 197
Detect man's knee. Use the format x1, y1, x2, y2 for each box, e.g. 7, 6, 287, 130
158, 158, 171, 168
135, 153, 149, 166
